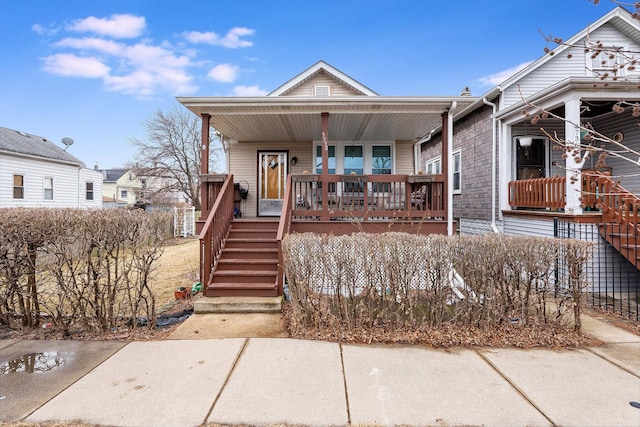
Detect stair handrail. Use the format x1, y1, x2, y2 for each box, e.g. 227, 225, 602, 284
588, 171, 639, 231
199, 174, 235, 288
276, 174, 293, 296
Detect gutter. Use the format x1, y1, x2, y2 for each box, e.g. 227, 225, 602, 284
482, 97, 500, 233
413, 131, 433, 174
447, 101, 457, 236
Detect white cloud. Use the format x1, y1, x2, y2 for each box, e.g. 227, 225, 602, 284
67, 14, 146, 39
32, 23, 59, 36
183, 27, 255, 48
42, 53, 111, 78
233, 85, 268, 96
56, 37, 124, 55
207, 63, 239, 82
478, 61, 533, 86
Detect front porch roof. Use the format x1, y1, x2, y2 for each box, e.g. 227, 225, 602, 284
177, 96, 476, 142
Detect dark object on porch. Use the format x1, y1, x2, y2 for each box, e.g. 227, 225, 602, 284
235, 181, 249, 200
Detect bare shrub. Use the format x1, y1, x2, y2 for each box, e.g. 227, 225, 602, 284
0, 208, 170, 332
283, 232, 591, 337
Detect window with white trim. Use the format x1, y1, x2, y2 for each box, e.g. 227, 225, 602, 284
588, 44, 629, 77
121, 190, 128, 199
86, 182, 94, 200
44, 177, 53, 200
13, 174, 24, 199
425, 157, 441, 174
453, 149, 461, 194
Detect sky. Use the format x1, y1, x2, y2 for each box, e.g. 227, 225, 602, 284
0, 0, 624, 170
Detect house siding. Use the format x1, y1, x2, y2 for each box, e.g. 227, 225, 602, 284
0, 154, 101, 208
503, 24, 640, 107
283, 70, 366, 97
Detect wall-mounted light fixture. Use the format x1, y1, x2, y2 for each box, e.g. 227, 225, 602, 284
291, 156, 298, 165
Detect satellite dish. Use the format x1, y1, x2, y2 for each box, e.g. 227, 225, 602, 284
61, 137, 74, 151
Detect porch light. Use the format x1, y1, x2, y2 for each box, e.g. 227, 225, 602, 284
518, 136, 533, 147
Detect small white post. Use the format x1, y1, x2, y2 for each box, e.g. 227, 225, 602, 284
564, 98, 584, 215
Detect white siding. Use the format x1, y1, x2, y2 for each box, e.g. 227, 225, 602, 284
79, 168, 103, 209
503, 24, 640, 107
283, 71, 366, 97
0, 154, 100, 208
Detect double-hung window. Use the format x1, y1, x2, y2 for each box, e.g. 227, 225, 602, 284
425, 157, 441, 174
344, 146, 364, 175
13, 174, 24, 199
44, 177, 53, 200
372, 146, 392, 191
86, 182, 94, 200
452, 149, 461, 194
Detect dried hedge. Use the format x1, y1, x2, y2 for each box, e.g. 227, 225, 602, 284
0, 208, 170, 332
282, 232, 591, 334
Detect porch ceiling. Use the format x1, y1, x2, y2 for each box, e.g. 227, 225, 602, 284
177, 96, 476, 142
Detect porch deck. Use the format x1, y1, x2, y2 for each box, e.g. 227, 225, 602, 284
199, 173, 447, 297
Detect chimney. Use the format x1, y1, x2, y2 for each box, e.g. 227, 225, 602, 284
94, 162, 99, 170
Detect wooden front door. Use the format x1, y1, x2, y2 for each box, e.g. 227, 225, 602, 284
258, 151, 287, 216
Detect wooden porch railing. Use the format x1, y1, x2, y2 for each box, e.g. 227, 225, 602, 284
198, 174, 235, 288
289, 173, 445, 221
508, 172, 608, 211
276, 174, 293, 296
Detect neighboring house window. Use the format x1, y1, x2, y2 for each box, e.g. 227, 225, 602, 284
344, 145, 364, 174
13, 174, 24, 199
425, 157, 441, 174
315, 145, 336, 174
44, 177, 53, 200
314, 85, 330, 96
121, 190, 128, 199
86, 182, 94, 200
589, 44, 628, 77
453, 149, 461, 194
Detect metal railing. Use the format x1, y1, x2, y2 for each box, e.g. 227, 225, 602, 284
555, 217, 639, 321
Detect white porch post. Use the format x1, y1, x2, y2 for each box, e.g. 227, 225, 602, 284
564, 97, 583, 215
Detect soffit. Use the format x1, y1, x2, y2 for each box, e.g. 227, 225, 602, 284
177, 97, 476, 142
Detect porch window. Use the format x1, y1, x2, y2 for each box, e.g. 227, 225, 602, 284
121, 190, 128, 199
13, 174, 24, 199
315, 145, 336, 174
344, 146, 364, 175
453, 150, 461, 194
372, 145, 392, 191
86, 182, 94, 200
44, 177, 54, 200
426, 157, 441, 174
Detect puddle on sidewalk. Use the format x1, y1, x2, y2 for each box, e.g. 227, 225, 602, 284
0, 352, 70, 375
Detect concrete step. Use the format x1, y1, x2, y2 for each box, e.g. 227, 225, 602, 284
204, 283, 279, 298
194, 296, 282, 313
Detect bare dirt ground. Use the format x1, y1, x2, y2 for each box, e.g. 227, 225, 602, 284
152, 237, 200, 310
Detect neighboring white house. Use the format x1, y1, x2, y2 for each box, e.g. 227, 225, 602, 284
101, 167, 190, 208
0, 126, 102, 208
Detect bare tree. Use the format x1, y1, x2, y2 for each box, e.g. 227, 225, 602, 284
130, 107, 223, 211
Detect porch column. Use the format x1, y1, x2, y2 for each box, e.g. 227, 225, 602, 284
321, 112, 329, 221
564, 98, 583, 215
200, 113, 211, 217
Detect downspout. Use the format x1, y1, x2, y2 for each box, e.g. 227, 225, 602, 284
413, 131, 433, 174
447, 101, 457, 236
482, 98, 500, 233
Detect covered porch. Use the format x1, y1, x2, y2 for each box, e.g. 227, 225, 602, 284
178, 95, 475, 297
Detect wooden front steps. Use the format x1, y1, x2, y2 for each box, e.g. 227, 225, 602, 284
207, 219, 279, 297
599, 223, 640, 270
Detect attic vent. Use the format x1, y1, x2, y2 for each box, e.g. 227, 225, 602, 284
314, 85, 330, 96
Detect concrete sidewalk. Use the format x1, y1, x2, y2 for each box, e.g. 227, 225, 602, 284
0, 315, 638, 427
